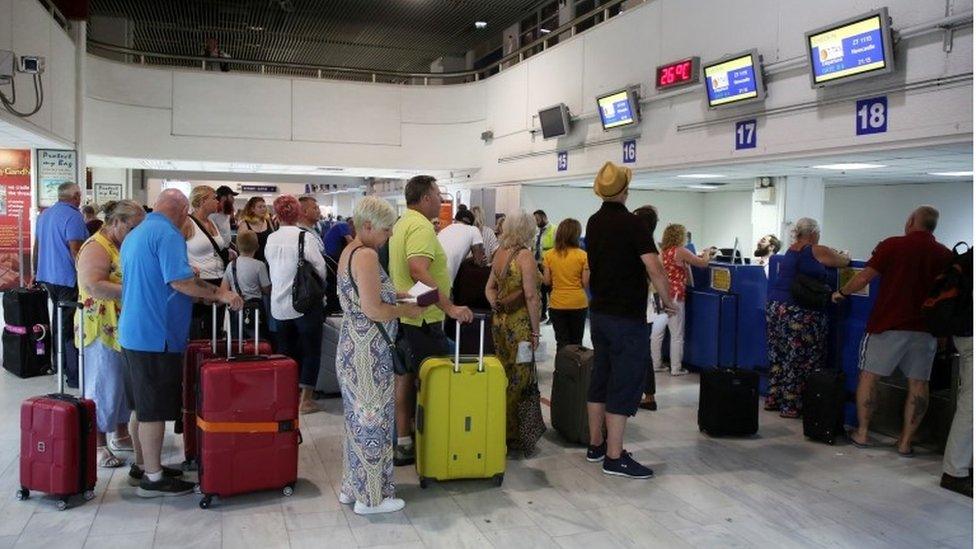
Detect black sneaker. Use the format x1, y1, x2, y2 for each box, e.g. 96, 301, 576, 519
602, 451, 654, 479
128, 464, 184, 487
393, 445, 415, 467
586, 441, 607, 463
941, 473, 973, 498
136, 476, 196, 498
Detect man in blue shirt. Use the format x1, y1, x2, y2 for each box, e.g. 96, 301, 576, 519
119, 189, 242, 498
33, 182, 88, 388
323, 220, 354, 314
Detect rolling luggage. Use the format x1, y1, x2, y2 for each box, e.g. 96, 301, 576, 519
802, 369, 846, 445
316, 315, 341, 396
444, 311, 495, 355
550, 344, 594, 445
196, 309, 300, 509
3, 286, 53, 378
698, 368, 759, 437
17, 301, 96, 510
181, 304, 272, 469
416, 314, 506, 489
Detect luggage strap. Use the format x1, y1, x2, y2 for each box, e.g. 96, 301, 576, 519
196, 417, 299, 434
5, 323, 47, 338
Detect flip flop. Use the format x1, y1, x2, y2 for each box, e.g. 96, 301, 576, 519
97, 448, 126, 469
848, 434, 881, 449
109, 436, 134, 452
898, 447, 916, 458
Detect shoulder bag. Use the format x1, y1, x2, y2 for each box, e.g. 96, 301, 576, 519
347, 246, 410, 375
515, 349, 546, 453
292, 230, 325, 314
189, 214, 230, 268
790, 246, 831, 310
493, 247, 527, 314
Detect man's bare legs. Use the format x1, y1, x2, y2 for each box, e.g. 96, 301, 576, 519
852, 370, 881, 444
899, 379, 930, 453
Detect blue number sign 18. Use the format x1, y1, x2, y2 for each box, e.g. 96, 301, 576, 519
856, 96, 887, 135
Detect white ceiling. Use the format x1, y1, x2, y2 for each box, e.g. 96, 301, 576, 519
531, 143, 974, 192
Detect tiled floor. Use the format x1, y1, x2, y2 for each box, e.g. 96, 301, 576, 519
0, 325, 971, 548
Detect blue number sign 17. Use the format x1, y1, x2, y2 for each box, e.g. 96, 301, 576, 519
856, 96, 887, 135
735, 119, 757, 150
622, 140, 637, 164
557, 151, 568, 172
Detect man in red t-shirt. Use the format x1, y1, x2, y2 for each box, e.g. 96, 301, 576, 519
833, 206, 952, 455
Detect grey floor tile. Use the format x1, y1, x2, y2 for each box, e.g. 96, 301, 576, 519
153, 508, 222, 549
283, 510, 347, 531
552, 530, 630, 549
0, 536, 17, 549
221, 512, 289, 549
87, 490, 161, 536
482, 527, 560, 549
286, 525, 357, 549
83, 532, 155, 549
409, 513, 493, 548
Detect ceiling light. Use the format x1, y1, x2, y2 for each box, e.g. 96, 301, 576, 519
929, 171, 973, 177
540, 28, 551, 34
474, 21, 488, 29
676, 173, 726, 179
686, 184, 722, 190
811, 163, 886, 170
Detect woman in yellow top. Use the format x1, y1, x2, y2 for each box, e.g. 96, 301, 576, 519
542, 218, 589, 350
74, 200, 145, 468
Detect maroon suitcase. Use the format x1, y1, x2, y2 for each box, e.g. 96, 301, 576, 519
17, 302, 97, 510
182, 305, 272, 469
196, 353, 299, 509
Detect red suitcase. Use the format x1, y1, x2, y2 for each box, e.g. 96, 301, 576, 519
182, 305, 272, 469
17, 302, 97, 510
196, 352, 299, 509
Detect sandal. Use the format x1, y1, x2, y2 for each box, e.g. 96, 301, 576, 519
848, 433, 882, 448
779, 410, 800, 419
109, 435, 134, 452
98, 447, 126, 469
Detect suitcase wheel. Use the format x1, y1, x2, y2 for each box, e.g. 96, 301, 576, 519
83, 490, 95, 502
282, 484, 295, 497
15, 488, 28, 501
199, 495, 213, 509
418, 477, 428, 490
57, 498, 68, 511
492, 474, 504, 487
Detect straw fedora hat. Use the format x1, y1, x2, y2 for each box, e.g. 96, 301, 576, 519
593, 161, 632, 198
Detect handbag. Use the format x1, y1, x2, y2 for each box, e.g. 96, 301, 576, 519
292, 230, 325, 314
493, 247, 526, 314
515, 349, 547, 453
791, 272, 832, 310
189, 214, 230, 267
347, 246, 411, 375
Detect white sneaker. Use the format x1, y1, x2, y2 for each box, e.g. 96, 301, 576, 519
354, 497, 405, 515
653, 366, 669, 372
671, 368, 690, 376
338, 492, 355, 505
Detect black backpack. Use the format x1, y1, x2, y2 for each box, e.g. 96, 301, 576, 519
922, 242, 972, 337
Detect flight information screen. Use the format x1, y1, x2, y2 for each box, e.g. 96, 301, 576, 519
597, 90, 636, 129
704, 53, 761, 108
808, 13, 890, 85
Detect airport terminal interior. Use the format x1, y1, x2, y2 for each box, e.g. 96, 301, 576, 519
0, 0, 973, 547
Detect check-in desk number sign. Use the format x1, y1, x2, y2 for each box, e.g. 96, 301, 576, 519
838, 267, 869, 297
710, 267, 732, 292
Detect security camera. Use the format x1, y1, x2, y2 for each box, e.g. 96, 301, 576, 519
18, 56, 45, 74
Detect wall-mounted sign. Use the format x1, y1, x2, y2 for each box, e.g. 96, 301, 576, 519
655, 57, 700, 91
710, 267, 732, 292
703, 50, 766, 109
855, 96, 887, 135
36, 149, 77, 208
735, 119, 757, 150
94, 183, 123, 204
240, 184, 278, 193
622, 140, 637, 164
0, 149, 31, 289
806, 8, 895, 88
556, 151, 568, 172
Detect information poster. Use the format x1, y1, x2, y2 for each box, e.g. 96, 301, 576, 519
93, 183, 123, 204
37, 149, 76, 208
705, 54, 759, 107
809, 15, 887, 85
0, 149, 32, 290
710, 267, 732, 292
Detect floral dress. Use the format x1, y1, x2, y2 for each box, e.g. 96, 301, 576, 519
336, 247, 397, 506
490, 250, 534, 450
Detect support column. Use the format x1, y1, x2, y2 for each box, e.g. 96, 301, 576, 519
751, 176, 825, 251
73, 20, 87, 201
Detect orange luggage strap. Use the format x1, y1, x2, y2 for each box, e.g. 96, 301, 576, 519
196, 417, 299, 434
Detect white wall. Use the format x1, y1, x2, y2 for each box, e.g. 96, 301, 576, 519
822, 181, 974, 258
700, 191, 753, 252
0, 0, 76, 145
83, 0, 972, 185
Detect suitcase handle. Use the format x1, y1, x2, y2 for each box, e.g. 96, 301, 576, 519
56, 301, 84, 396
454, 315, 487, 373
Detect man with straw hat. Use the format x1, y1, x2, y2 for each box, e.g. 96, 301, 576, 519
583, 161, 674, 479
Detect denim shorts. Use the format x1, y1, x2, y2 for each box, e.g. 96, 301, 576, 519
587, 312, 650, 416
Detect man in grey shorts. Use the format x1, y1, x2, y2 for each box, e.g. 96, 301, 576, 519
833, 206, 952, 455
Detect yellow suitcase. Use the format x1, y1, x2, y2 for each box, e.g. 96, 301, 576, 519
415, 315, 507, 488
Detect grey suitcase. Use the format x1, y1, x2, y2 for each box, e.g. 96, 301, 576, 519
316, 315, 341, 396
550, 345, 594, 445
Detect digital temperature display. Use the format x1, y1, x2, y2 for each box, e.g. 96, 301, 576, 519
655, 57, 700, 90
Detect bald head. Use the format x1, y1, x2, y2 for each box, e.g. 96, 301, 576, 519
154, 189, 190, 226
906, 205, 939, 234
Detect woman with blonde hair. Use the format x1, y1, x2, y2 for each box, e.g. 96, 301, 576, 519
486, 210, 543, 455
183, 185, 233, 338
336, 196, 427, 515
542, 218, 589, 350
240, 196, 276, 263
654, 223, 716, 376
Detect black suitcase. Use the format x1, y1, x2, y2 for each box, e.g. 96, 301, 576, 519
3, 326, 53, 378
802, 369, 846, 445
551, 345, 594, 445
698, 368, 759, 436
3, 286, 50, 327
316, 315, 341, 396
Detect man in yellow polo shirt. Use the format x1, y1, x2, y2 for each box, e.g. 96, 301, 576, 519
388, 175, 473, 466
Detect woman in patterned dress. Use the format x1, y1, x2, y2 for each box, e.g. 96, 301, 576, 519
486, 211, 542, 455
75, 200, 145, 468
765, 218, 850, 418
336, 197, 426, 516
